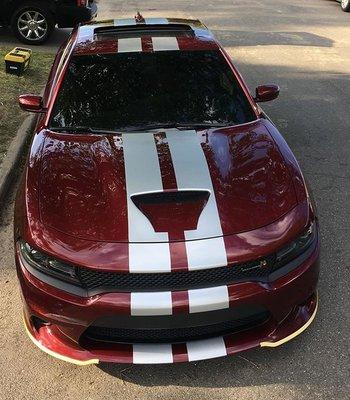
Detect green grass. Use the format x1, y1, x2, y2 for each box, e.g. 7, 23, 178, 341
0, 47, 54, 164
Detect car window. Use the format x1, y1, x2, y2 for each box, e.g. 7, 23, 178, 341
49, 50, 256, 131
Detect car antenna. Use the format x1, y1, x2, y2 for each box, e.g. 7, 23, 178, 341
134, 11, 145, 23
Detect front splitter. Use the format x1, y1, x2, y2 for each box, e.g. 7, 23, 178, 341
23, 292, 318, 365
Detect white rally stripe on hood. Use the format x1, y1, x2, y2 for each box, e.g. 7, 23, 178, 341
128, 242, 171, 273
185, 236, 227, 270
122, 133, 171, 272
166, 130, 227, 270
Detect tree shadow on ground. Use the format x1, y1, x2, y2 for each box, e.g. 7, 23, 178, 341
214, 30, 333, 48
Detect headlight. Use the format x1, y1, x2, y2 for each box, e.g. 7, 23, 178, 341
19, 240, 80, 285
275, 221, 316, 267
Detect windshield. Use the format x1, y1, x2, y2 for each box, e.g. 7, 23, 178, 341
49, 50, 256, 131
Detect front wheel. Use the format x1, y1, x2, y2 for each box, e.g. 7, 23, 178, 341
341, 0, 350, 12
11, 3, 54, 45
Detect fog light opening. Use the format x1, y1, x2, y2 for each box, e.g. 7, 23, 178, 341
31, 316, 51, 331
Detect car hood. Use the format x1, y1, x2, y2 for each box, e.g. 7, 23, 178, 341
39, 120, 297, 243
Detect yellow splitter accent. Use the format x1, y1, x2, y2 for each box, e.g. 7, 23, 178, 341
22, 295, 318, 365
260, 294, 318, 347
23, 316, 99, 366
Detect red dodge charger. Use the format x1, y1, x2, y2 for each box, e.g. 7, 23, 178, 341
15, 17, 319, 365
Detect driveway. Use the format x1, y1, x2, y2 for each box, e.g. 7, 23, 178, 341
0, 1, 349, 399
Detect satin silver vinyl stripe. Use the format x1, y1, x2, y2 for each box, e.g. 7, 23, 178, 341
144, 18, 169, 24
188, 285, 229, 313
166, 129, 227, 270
152, 36, 179, 51
114, 18, 137, 26
186, 336, 227, 362
117, 37, 142, 53
185, 236, 227, 270
131, 292, 172, 316
133, 344, 173, 364
122, 133, 171, 272
128, 243, 172, 273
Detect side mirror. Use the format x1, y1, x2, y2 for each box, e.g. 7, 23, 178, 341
254, 84, 280, 103
18, 94, 45, 113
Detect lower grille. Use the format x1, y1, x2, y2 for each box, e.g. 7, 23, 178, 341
77, 254, 277, 293
82, 311, 269, 344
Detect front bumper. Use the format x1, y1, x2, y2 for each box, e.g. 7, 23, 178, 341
17, 241, 319, 365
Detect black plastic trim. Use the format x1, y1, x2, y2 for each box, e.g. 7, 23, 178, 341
19, 232, 318, 298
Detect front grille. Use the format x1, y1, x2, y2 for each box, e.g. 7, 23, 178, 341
77, 254, 277, 292
82, 311, 269, 344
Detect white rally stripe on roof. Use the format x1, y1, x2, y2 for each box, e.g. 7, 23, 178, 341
122, 133, 171, 272
152, 36, 179, 51
114, 18, 137, 26
118, 38, 142, 53
188, 286, 229, 313
144, 18, 169, 24
133, 344, 173, 364
166, 130, 227, 270
187, 336, 227, 362
131, 292, 172, 316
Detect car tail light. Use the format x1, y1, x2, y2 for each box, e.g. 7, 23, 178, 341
77, 0, 87, 6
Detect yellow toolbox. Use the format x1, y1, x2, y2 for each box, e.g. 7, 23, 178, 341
5, 47, 32, 76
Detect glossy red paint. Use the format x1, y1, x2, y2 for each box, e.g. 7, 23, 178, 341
18, 240, 319, 362
15, 18, 320, 364
31, 119, 297, 243
18, 95, 45, 113
254, 84, 280, 103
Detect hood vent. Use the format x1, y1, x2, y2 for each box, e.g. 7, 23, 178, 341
131, 189, 210, 233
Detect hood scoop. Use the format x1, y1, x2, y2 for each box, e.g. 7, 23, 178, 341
131, 189, 210, 233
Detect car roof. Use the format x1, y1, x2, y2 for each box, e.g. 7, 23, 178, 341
73, 17, 220, 56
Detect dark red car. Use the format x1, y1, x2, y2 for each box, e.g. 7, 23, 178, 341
15, 17, 319, 365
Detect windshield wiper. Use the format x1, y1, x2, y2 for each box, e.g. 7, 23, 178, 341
50, 123, 233, 134
123, 122, 230, 132
49, 126, 117, 134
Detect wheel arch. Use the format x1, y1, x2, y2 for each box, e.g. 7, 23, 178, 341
9, 0, 57, 23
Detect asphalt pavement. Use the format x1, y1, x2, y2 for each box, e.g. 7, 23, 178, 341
0, 1, 349, 399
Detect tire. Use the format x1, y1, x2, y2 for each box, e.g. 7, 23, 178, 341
341, 0, 350, 12
11, 2, 55, 45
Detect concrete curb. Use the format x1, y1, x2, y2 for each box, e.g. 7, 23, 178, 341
0, 114, 36, 204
